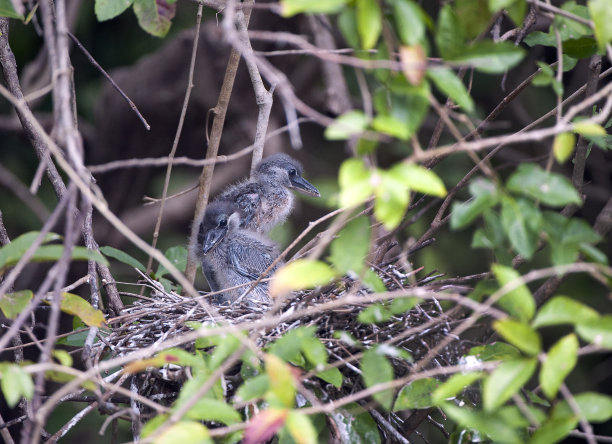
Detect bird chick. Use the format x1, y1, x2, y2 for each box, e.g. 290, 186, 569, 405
192, 201, 280, 306
214, 153, 320, 233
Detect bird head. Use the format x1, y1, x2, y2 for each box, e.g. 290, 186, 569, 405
256, 153, 320, 197
198, 202, 241, 254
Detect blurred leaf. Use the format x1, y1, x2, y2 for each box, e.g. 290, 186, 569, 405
563, 37, 599, 58
505, 0, 526, 24
269, 326, 316, 363
492, 264, 536, 322
436, 4, 464, 59
542, 212, 602, 266
316, 367, 343, 388
455, 0, 492, 39
52, 350, 73, 367
265, 354, 296, 408
338, 8, 359, 49
427, 67, 474, 113
132, 0, 175, 38
208, 333, 242, 370
576, 315, 612, 348
540, 334, 578, 399
330, 404, 382, 444
450, 179, 499, 229
156, 421, 211, 444
579, 243, 608, 265
432, 372, 484, 404
374, 169, 409, 229
532, 295, 599, 328
553, 132, 576, 164
393, 0, 427, 45
442, 403, 522, 443
338, 158, 373, 207
325, 110, 368, 140
0, 0, 23, 18
553, 392, 612, 423
529, 415, 577, 444
589, 0, 612, 48
183, 399, 241, 425
301, 336, 328, 367
244, 408, 288, 444
356, 0, 381, 50
0, 232, 59, 273
95, 0, 133, 21
500, 196, 540, 260
394, 378, 440, 410
390, 162, 447, 197
286, 411, 317, 444
488, 0, 517, 12
493, 319, 541, 355
0, 290, 33, 319
100, 245, 146, 272
235, 374, 269, 402
361, 348, 394, 410
329, 216, 370, 275
358, 303, 393, 324
468, 342, 521, 361
362, 268, 386, 293
553, 2, 591, 40
281, 0, 346, 16
0, 365, 34, 408
51, 292, 106, 327
483, 358, 538, 411
573, 121, 607, 136
450, 41, 525, 73
156, 246, 187, 277
506, 163, 581, 207
389, 296, 419, 315
270, 260, 335, 297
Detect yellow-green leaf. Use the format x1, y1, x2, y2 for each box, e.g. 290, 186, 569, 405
265, 354, 296, 408
0, 290, 33, 319
286, 411, 317, 444
553, 132, 575, 164
270, 260, 336, 297
47, 292, 106, 327
573, 121, 607, 136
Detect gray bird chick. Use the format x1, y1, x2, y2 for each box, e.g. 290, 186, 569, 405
214, 153, 320, 234
192, 201, 280, 306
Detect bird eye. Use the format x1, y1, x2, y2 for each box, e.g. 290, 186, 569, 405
219, 219, 227, 227
288, 168, 297, 176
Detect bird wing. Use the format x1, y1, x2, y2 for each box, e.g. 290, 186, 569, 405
227, 240, 276, 281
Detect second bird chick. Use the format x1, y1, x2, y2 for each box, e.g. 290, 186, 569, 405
193, 201, 280, 306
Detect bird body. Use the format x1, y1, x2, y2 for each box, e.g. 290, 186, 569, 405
214, 153, 319, 233
192, 201, 280, 306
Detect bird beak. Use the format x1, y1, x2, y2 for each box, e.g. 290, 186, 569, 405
202, 226, 227, 254
290, 175, 320, 197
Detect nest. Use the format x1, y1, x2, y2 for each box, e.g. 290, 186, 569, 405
90, 261, 471, 437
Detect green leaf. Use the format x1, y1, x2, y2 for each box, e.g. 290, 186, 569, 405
492, 264, 536, 322
286, 411, 317, 444
389, 296, 419, 315
0, 290, 33, 319
51, 292, 106, 327
432, 372, 484, 404
156, 421, 211, 444
553, 392, 612, 423
392, 0, 426, 45
553, 132, 576, 164
268, 326, 317, 363
493, 319, 541, 355
371, 114, 410, 140
450, 179, 500, 230
529, 415, 578, 444
358, 304, 393, 324
338, 9, 359, 49
436, 4, 464, 59
573, 121, 607, 136
540, 334, 578, 399
52, 349, 73, 367
208, 334, 242, 371
455, 0, 492, 39
506, 163, 581, 207
488, 0, 517, 13
588, 0, 612, 49
505, 0, 526, 24
235, 374, 269, 402
441, 403, 522, 444
325, 110, 368, 140
576, 315, 612, 348
301, 337, 328, 368
373, 169, 409, 229
329, 216, 370, 275
468, 342, 521, 361
0, 232, 60, 274
100, 245, 146, 272
427, 67, 475, 113
0, 365, 34, 408
183, 399, 241, 425
356, 0, 381, 50
281, 0, 347, 16
532, 295, 599, 328
394, 378, 440, 410
361, 348, 394, 410
265, 354, 296, 408
156, 246, 187, 277
316, 367, 343, 388
362, 268, 386, 293
542, 212, 602, 266
0, 0, 24, 19
450, 41, 525, 74
483, 358, 538, 411
563, 37, 599, 59
95, 0, 133, 21
132, 0, 176, 38
500, 196, 540, 260
270, 260, 336, 296
338, 158, 373, 207
330, 404, 382, 444
389, 163, 447, 197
